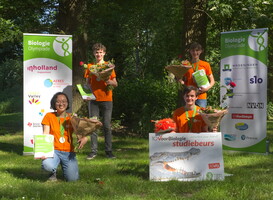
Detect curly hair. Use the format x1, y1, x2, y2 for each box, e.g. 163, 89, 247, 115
92, 43, 106, 52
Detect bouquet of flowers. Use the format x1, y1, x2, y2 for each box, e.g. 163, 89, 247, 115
151, 118, 176, 133
165, 55, 192, 79
80, 60, 115, 90
199, 107, 228, 130
80, 60, 115, 81
70, 115, 102, 139
198, 81, 237, 130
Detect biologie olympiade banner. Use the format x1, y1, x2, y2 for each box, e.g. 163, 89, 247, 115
23, 33, 73, 155
220, 28, 268, 153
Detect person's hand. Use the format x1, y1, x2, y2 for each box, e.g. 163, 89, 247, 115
84, 97, 92, 101
77, 137, 88, 149
40, 156, 47, 160
198, 87, 209, 94
212, 126, 218, 132
105, 79, 114, 86
177, 78, 184, 85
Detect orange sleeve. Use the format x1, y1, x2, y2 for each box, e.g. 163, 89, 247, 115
84, 64, 92, 78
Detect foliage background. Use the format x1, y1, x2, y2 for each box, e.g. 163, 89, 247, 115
0, 0, 272, 134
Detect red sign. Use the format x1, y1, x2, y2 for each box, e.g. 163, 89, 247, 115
208, 163, 220, 169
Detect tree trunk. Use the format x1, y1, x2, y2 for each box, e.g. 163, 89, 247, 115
181, 0, 208, 59
57, 0, 89, 114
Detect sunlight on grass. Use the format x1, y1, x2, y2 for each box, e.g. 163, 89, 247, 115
1, 115, 273, 199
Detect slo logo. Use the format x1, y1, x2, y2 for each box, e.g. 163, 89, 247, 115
249, 76, 263, 84
44, 79, 53, 87
53, 36, 72, 57
248, 29, 268, 52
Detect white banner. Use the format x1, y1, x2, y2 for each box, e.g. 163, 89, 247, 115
220, 28, 268, 153
23, 33, 72, 155
149, 132, 224, 181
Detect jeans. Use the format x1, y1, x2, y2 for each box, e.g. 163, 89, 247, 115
88, 100, 113, 153
195, 99, 207, 108
42, 150, 79, 181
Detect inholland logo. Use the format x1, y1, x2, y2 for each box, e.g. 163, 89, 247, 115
53, 36, 72, 57
248, 29, 268, 52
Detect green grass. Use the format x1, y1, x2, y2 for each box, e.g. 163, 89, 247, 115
1, 113, 273, 200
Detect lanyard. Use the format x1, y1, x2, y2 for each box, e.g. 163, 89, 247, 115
57, 114, 66, 138
192, 60, 199, 72
185, 106, 196, 132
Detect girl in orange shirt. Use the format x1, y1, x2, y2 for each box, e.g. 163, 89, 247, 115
41, 92, 88, 181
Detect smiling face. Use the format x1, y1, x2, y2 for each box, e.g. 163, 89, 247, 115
55, 94, 68, 115
184, 90, 198, 107
93, 49, 106, 63
189, 48, 202, 62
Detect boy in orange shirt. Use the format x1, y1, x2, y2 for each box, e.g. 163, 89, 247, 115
178, 42, 215, 108
173, 86, 208, 133
84, 43, 118, 159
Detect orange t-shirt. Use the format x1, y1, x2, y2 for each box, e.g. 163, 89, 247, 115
183, 60, 212, 99
84, 63, 116, 101
172, 106, 207, 133
41, 112, 74, 152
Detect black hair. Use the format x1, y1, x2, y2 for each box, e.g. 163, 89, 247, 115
50, 92, 70, 110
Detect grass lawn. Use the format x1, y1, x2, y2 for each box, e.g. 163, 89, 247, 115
1, 113, 273, 200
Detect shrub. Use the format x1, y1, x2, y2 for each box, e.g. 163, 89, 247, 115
113, 76, 178, 136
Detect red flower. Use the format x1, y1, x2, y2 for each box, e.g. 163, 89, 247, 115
178, 54, 183, 59
79, 61, 84, 66
229, 82, 236, 88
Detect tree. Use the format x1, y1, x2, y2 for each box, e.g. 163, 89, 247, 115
57, 0, 89, 113
182, 0, 208, 59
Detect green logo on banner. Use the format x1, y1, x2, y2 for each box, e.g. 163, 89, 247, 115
248, 29, 267, 52
53, 37, 72, 57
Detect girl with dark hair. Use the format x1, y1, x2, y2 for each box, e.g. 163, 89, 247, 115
41, 92, 88, 181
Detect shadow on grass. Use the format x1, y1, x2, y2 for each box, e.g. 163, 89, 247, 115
117, 162, 149, 179
0, 142, 23, 155
0, 112, 23, 135
5, 167, 49, 182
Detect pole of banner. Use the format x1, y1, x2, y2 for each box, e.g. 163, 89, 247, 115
266, 140, 270, 155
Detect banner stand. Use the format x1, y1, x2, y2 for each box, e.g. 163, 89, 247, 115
220, 28, 268, 154
23, 33, 73, 155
